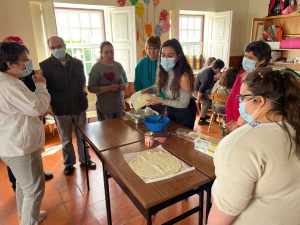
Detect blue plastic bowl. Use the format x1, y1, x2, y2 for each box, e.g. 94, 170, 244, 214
143, 115, 170, 132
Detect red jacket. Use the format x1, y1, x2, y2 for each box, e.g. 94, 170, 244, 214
226, 71, 247, 123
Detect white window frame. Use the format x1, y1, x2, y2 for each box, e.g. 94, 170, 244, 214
179, 14, 204, 58
54, 7, 106, 80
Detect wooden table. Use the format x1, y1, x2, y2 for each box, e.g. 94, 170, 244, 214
100, 142, 211, 225
78, 119, 145, 190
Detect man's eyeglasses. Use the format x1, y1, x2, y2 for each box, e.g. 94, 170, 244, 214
237, 94, 257, 103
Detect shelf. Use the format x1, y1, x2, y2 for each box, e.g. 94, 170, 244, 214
271, 48, 300, 51
271, 62, 300, 71
263, 13, 300, 20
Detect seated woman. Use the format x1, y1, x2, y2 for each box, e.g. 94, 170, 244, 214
211, 67, 238, 114
88, 41, 128, 121
207, 67, 300, 225
142, 38, 196, 129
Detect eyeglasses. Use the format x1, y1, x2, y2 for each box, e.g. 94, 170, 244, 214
237, 94, 257, 103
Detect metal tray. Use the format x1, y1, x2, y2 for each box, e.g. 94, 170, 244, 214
125, 108, 158, 124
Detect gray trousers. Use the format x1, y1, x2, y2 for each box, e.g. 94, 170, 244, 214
54, 111, 91, 166
200, 93, 211, 119
97, 111, 124, 121
2, 150, 45, 225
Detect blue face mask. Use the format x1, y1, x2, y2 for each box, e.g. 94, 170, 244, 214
160, 57, 176, 72
51, 48, 66, 59
242, 56, 256, 72
238, 97, 260, 123
21, 60, 33, 77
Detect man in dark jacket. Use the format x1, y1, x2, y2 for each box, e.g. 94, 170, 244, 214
195, 59, 225, 125
40, 36, 96, 175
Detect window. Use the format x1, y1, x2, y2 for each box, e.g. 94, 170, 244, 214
179, 15, 204, 58
54, 8, 105, 79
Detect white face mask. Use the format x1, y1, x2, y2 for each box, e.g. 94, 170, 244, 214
160, 57, 176, 72
51, 48, 66, 59
242, 56, 257, 72
21, 60, 33, 77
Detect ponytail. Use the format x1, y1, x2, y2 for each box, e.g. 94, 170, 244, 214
282, 74, 300, 158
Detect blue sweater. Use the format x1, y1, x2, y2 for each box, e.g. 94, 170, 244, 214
134, 55, 157, 91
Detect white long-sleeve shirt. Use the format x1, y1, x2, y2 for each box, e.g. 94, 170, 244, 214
0, 71, 50, 157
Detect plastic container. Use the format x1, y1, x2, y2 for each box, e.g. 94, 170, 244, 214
143, 115, 170, 132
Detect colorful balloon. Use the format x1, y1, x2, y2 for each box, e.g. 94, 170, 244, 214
136, 2, 145, 18
162, 20, 170, 32
130, 0, 138, 5
117, 0, 126, 6
144, 24, 153, 37
159, 9, 169, 22
154, 24, 163, 37
153, 0, 160, 7
143, 0, 150, 5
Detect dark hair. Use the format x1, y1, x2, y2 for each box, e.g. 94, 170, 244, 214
219, 67, 238, 89
244, 41, 272, 67
243, 67, 300, 159
206, 57, 216, 66
157, 39, 194, 97
100, 41, 113, 53
146, 36, 161, 49
0, 42, 28, 72
212, 59, 225, 70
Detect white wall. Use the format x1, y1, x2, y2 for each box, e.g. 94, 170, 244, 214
1, 0, 266, 67
0, 0, 39, 68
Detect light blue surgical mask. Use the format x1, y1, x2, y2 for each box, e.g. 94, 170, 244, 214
51, 48, 66, 59
160, 57, 176, 72
21, 60, 33, 77
242, 56, 257, 72
238, 97, 260, 123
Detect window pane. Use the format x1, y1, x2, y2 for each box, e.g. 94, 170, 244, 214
188, 30, 194, 42
195, 17, 201, 30
84, 48, 92, 61
56, 12, 68, 27
91, 13, 101, 28
73, 48, 84, 60
69, 13, 80, 28
194, 31, 201, 42
57, 28, 70, 43
70, 29, 81, 44
180, 17, 188, 29
91, 29, 103, 44
66, 48, 72, 55
85, 63, 92, 75
188, 17, 195, 30
80, 13, 90, 28
81, 30, 91, 44
180, 30, 188, 42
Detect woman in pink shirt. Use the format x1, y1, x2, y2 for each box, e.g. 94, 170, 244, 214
226, 41, 271, 133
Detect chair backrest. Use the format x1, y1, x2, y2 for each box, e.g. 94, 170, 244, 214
210, 92, 228, 103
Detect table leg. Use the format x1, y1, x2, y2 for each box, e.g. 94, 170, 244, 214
198, 190, 204, 225
146, 211, 152, 225
103, 165, 112, 225
205, 186, 212, 224
83, 140, 90, 191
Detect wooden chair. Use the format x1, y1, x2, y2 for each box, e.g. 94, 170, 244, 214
208, 93, 228, 132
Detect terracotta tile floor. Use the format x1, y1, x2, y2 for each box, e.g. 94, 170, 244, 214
0, 119, 221, 225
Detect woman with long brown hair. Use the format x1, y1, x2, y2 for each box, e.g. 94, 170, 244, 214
208, 67, 300, 225
142, 38, 196, 128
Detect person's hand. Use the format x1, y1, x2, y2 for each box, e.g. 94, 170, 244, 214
225, 120, 239, 134
200, 99, 206, 105
32, 73, 46, 83
39, 111, 48, 120
146, 98, 163, 106
110, 84, 120, 92
120, 84, 126, 91
141, 89, 149, 94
